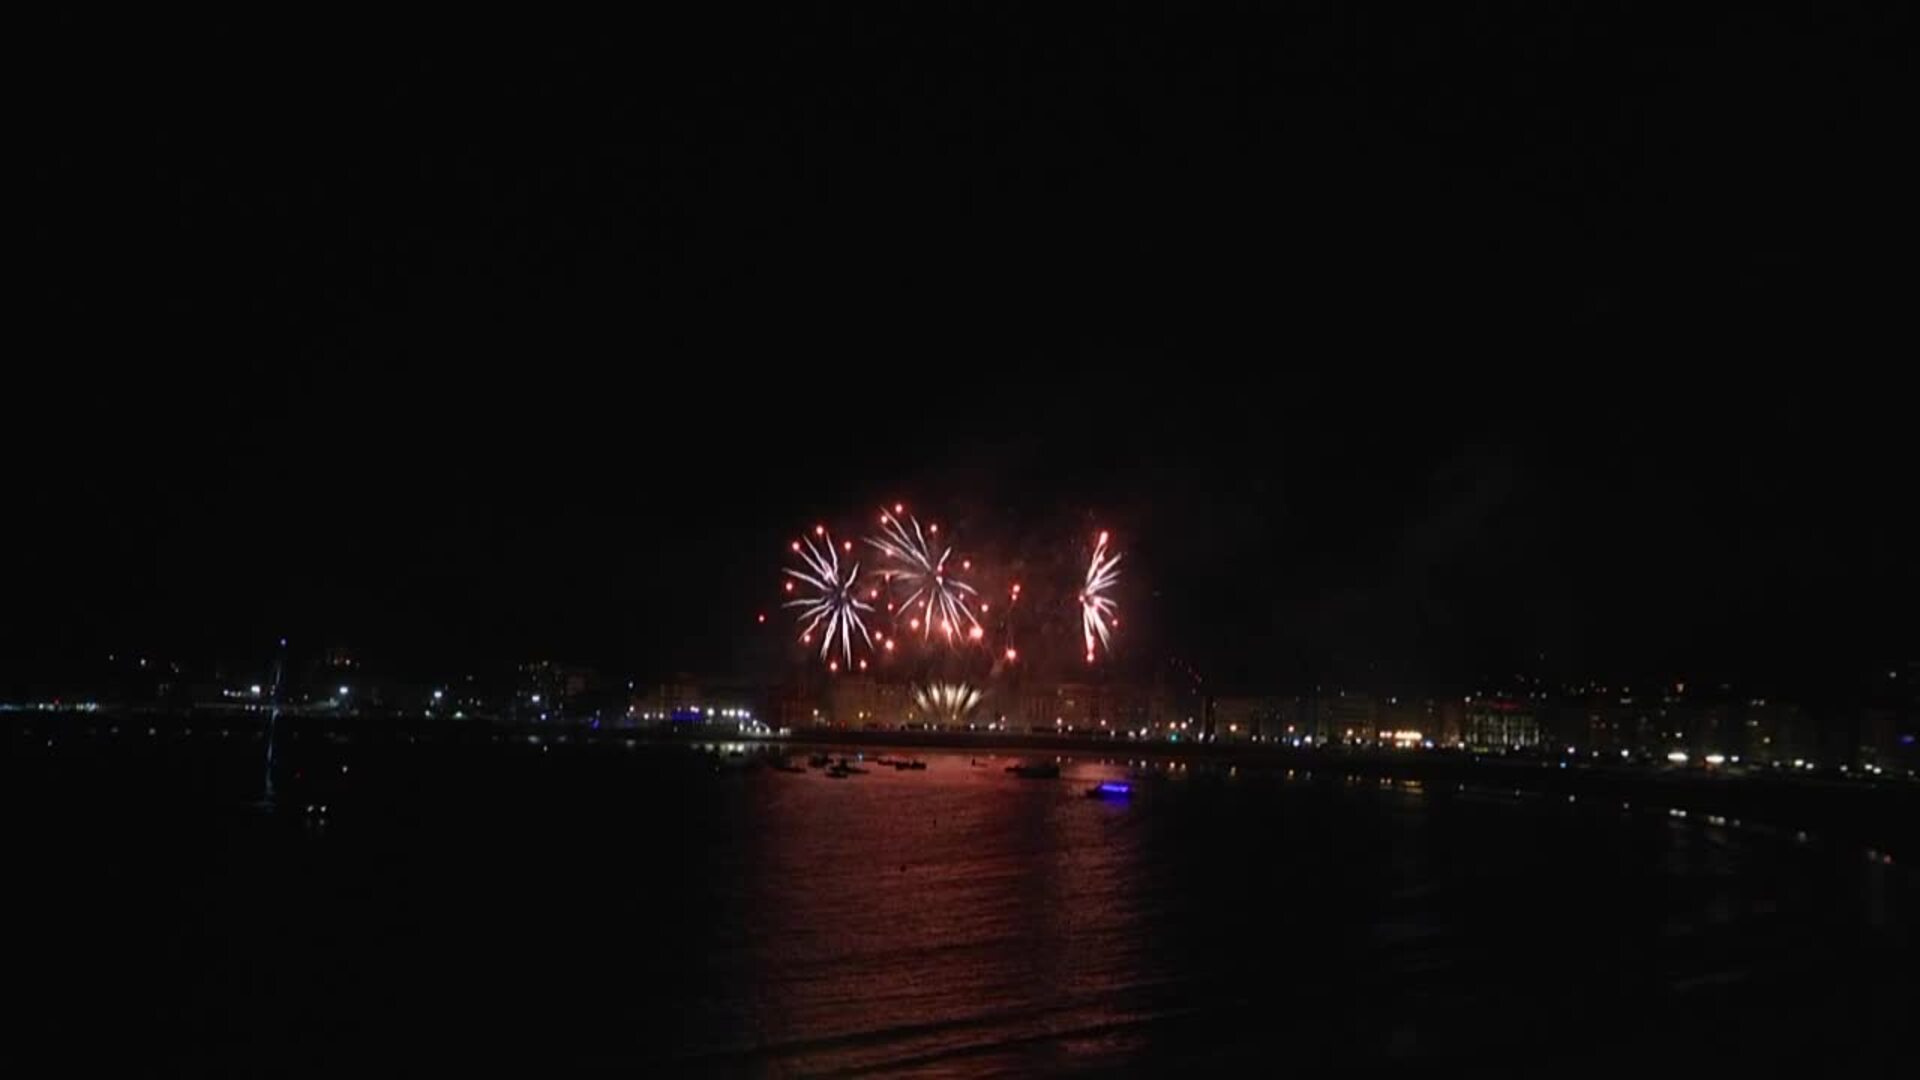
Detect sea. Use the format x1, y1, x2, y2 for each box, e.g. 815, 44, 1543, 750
9, 739, 1913, 1074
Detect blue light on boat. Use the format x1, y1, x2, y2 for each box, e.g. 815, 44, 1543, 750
1095, 782, 1132, 797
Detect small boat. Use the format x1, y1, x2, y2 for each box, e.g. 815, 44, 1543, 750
1085, 780, 1133, 799
1007, 761, 1061, 779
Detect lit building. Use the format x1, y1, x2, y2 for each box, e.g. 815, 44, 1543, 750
631, 677, 702, 725
519, 661, 597, 703
827, 675, 910, 728
1211, 696, 1294, 742
1315, 691, 1379, 746
1464, 694, 1539, 750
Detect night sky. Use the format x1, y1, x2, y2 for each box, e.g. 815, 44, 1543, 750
13, 9, 1913, 696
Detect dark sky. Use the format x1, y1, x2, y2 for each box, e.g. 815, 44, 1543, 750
13, 9, 1914, 695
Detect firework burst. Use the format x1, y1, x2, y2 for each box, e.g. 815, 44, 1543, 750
867, 508, 981, 645
784, 527, 873, 668
1079, 530, 1121, 663
911, 681, 984, 726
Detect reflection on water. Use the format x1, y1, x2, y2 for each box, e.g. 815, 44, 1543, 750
635, 752, 1913, 1072
10, 748, 1914, 1073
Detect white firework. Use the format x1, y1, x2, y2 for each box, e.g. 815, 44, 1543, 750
1080, 530, 1121, 663
784, 528, 874, 668
911, 682, 983, 727
866, 508, 980, 644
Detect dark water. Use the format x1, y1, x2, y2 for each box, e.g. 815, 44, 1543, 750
11, 744, 1914, 1074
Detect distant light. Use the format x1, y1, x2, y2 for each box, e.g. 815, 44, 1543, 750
338, 685, 349, 696
1704, 753, 1726, 766
1666, 751, 1689, 764
531, 694, 542, 703
1004, 648, 1018, 661
249, 684, 262, 696
432, 690, 443, 700
968, 625, 984, 641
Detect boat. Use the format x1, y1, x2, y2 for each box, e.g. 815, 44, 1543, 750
1006, 761, 1061, 779
1085, 780, 1133, 799
906, 760, 927, 771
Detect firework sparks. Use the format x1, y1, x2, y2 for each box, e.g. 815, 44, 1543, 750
1080, 530, 1121, 662
911, 682, 983, 726
867, 509, 981, 644
784, 530, 874, 668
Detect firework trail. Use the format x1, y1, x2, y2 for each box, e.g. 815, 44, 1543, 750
867, 507, 981, 645
1080, 530, 1121, 663
912, 681, 983, 726
784, 527, 873, 669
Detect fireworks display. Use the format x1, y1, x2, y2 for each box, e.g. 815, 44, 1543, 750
1080, 530, 1122, 664
866, 508, 981, 645
777, 506, 1125, 675
783, 527, 874, 668
911, 681, 983, 726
